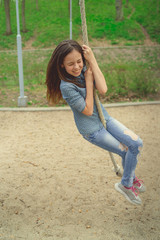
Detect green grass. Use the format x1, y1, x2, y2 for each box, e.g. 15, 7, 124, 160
94, 46, 160, 101
0, 0, 159, 107
0, 0, 159, 50
131, 0, 160, 43
0, 46, 159, 107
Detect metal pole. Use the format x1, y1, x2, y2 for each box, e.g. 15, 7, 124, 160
16, 0, 28, 107
69, 0, 72, 39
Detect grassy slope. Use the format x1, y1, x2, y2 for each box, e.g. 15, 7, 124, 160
0, 0, 159, 50
131, 0, 160, 43
0, 0, 159, 107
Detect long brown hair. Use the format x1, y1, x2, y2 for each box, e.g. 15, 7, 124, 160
45, 40, 86, 104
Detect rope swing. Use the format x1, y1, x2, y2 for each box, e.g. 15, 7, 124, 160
79, 0, 123, 177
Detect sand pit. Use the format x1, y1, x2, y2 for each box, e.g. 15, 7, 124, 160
0, 104, 160, 240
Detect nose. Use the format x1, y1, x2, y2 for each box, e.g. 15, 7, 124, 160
73, 63, 79, 69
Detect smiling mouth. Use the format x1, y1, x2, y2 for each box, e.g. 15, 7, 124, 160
73, 70, 81, 75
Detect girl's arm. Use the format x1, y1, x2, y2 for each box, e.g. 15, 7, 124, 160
82, 67, 94, 116
82, 45, 107, 95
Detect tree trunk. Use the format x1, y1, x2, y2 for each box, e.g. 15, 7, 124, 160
4, 0, 12, 35
125, 0, 129, 8
22, 0, 27, 32
157, 0, 159, 13
115, 0, 123, 21
36, 0, 39, 11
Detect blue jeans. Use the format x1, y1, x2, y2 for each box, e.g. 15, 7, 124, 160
83, 117, 143, 188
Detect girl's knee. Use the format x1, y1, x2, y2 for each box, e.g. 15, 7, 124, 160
138, 137, 143, 148
130, 137, 143, 155
137, 137, 143, 153
124, 129, 143, 151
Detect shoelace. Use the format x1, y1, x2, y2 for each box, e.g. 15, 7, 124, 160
124, 185, 139, 196
133, 177, 144, 187
130, 186, 139, 197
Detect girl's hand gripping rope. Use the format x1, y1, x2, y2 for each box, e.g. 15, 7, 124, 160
82, 45, 96, 66
82, 44, 107, 95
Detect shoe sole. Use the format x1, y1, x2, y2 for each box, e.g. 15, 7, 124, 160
115, 183, 142, 205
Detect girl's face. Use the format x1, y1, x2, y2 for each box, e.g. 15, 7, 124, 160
62, 49, 83, 77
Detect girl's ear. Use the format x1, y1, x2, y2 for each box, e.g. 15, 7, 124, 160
61, 64, 64, 68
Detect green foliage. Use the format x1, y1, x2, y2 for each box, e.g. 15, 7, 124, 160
0, 0, 159, 50
104, 63, 159, 98
87, 17, 144, 41
131, 0, 160, 43
0, 47, 159, 107
95, 47, 160, 100
0, 0, 159, 107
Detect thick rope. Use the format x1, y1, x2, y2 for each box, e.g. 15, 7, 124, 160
79, 0, 106, 128
79, 0, 122, 177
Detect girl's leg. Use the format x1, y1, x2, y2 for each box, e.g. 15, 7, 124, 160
83, 117, 144, 205
83, 127, 127, 161
84, 116, 143, 188
106, 117, 143, 188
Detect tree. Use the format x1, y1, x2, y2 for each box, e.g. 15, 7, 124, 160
125, 0, 129, 8
4, 0, 12, 35
115, 0, 123, 21
36, 0, 39, 11
157, 0, 159, 13
21, 0, 27, 32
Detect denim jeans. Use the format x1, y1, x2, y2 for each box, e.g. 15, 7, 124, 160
83, 116, 143, 188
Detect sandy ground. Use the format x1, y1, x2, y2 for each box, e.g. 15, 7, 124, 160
0, 104, 160, 240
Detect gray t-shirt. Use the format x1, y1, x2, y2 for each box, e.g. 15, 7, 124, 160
60, 69, 109, 136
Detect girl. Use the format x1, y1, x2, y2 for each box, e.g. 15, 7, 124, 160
46, 39, 145, 205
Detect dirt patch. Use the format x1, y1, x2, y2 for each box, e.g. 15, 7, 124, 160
23, 36, 37, 50
0, 105, 159, 239
138, 24, 157, 46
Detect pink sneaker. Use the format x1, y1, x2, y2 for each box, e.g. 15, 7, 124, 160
115, 182, 142, 205
133, 177, 146, 193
